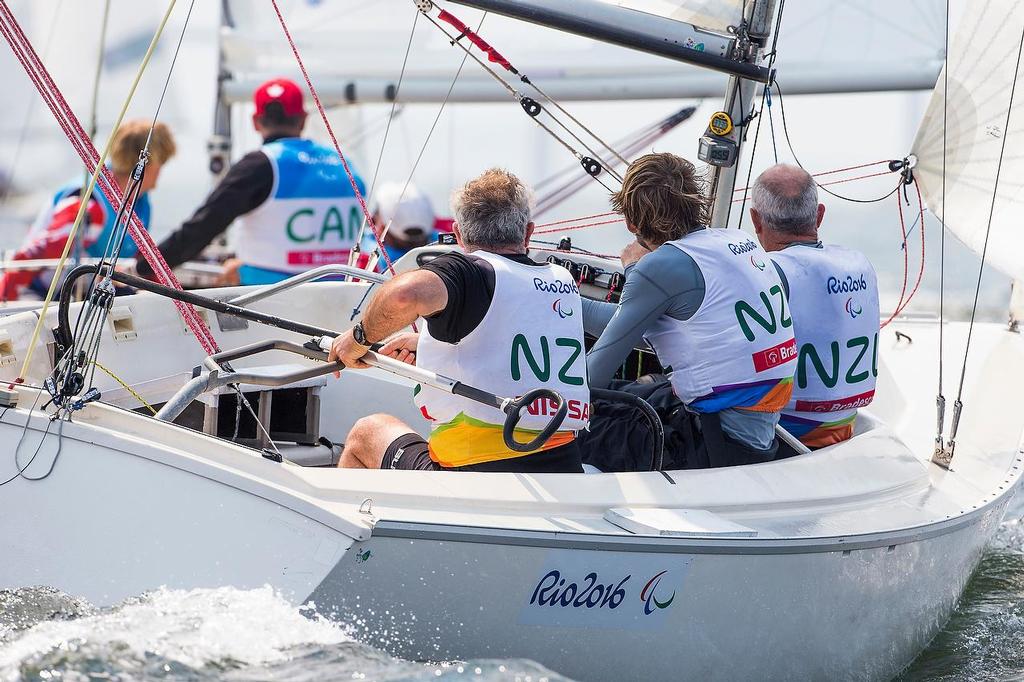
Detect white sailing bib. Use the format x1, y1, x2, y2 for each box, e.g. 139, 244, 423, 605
234, 138, 364, 274
770, 243, 879, 443
643, 229, 797, 410
415, 251, 590, 467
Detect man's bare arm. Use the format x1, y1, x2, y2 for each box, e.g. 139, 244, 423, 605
329, 269, 448, 369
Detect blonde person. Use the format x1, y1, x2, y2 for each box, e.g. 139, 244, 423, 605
0, 120, 175, 300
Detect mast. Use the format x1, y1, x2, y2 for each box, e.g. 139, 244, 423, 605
708, 0, 777, 228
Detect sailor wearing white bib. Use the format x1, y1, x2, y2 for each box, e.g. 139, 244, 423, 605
582, 153, 796, 469
331, 169, 588, 473
751, 164, 880, 448
136, 78, 367, 286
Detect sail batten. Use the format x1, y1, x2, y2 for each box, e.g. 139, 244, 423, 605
910, 0, 1024, 282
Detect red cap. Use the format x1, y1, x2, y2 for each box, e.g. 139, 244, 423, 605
253, 78, 305, 117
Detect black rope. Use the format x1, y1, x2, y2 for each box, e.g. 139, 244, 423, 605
774, 81, 902, 204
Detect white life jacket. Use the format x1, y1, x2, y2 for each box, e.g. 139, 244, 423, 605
234, 138, 365, 274
414, 251, 591, 468
643, 229, 796, 413
770, 243, 879, 448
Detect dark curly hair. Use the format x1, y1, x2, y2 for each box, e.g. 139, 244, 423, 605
610, 153, 710, 246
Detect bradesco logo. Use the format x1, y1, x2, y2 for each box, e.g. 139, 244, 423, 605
795, 389, 875, 413
728, 239, 758, 255
827, 274, 869, 295
752, 337, 798, 372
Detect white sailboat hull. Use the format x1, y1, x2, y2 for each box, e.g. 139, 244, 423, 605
315, 505, 1008, 681
0, 390, 1017, 681
0, 279, 1021, 680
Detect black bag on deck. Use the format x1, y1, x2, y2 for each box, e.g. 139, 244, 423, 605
578, 375, 782, 471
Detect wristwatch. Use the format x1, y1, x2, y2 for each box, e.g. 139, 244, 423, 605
352, 321, 371, 348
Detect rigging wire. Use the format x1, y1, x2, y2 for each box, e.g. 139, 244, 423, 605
935, 0, 950, 452
430, 5, 628, 170
945, 19, 1024, 460
270, 0, 400, 278
773, 81, 903, 204
0, 0, 203, 387
349, 10, 420, 269
417, 8, 621, 189
0, 1, 217, 357
735, 0, 784, 228
368, 12, 487, 272
0, 0, 65, 210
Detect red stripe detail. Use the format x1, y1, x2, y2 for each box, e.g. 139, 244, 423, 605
437, 9, 515, 72
751, 338, 798, 372
794, 390, 875, 413
0, 7, 219, 356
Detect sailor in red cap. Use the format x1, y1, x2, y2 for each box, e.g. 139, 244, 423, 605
136, 77, 366, 285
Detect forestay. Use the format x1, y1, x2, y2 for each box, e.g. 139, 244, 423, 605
911, 0, 1024, 282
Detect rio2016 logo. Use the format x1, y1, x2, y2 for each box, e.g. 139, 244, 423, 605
750, 255, 766, 271
640, 570, 676, 615
845, 297, 863, 319
552, 298, 574, 319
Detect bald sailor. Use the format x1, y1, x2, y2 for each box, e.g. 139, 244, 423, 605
751, 164, 880, 449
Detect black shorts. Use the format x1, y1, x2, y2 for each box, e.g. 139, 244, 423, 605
380, 432, 441, 470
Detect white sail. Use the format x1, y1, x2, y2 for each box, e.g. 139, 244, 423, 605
606, 0, 743, 34
911, 0, 1024, 282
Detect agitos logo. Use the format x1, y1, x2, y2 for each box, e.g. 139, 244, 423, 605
640, 570, 676, 615
552, 298, 574, 319
750, 255, 766, 271
845, 297, 862, 319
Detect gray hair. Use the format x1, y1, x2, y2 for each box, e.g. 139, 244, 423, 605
450, 168, 533, 249
751, 164, 819, 234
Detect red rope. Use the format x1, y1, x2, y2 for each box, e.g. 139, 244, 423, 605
534, 218, 623, 235
880, 178, 929, 327
0, 3, 219, 356
437, 9, 514, 72
536, 212, 618, 229
270, 0, 396, 279
732, 159, 892, 194
731, 170, 895, 204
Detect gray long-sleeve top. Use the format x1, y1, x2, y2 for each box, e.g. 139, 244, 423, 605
583, 238, 783, 450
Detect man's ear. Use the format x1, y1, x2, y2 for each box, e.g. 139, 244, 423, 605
524, 221, 536, 249
452, 222, 466, 249
297, 111, 309, 134
816, 203, 826, 228
750, 208, 764, 236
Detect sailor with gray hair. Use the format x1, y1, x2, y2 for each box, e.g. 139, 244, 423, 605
750, 163, 880, 449
330, 168, 589, 473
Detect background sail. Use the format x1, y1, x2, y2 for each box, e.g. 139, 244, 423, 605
911, 0, 1024, 282
605, 0, 743, 34
220, 0, 945, 102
